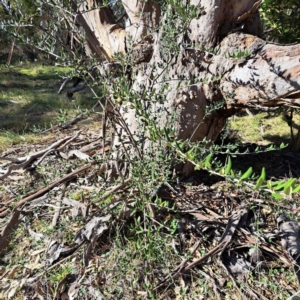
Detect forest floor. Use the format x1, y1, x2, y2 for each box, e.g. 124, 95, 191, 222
1, 64, 300, 299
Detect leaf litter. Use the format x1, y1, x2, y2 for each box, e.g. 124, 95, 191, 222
1, 126, 300, 299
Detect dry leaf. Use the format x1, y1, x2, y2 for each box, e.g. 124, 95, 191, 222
24, 262, 42, 270
62, 197, 87, 218
27, 226, 44, 241
68, 150, 91, 161
74, 214, 111, 244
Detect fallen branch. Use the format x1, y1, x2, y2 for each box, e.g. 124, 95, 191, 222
67, 81, 87, 98
14, 163, 93, 208
0, 134, 80, 180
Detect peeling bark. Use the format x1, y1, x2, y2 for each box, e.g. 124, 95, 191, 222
77, 1, 126, 60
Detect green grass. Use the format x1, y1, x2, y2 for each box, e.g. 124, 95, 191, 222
229, 110, 300, 145
0, 63, 101, 151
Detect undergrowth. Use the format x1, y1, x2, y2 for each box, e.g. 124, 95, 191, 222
1, 1, 300, 299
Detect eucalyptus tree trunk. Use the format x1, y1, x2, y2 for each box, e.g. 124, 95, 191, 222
77, 0, 300, 175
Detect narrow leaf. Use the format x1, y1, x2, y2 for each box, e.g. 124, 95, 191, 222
225, 156, 232, 175
195, 162, 204, 170
284, 178, 297, 189
262, 180, 285, 189
175, 140, 182, 150
284, 185, 292, 196
164, 127, 171, 142
280, 142, 287, 149
254, 177, 264, 190
274, 178, 296, 191
292, 184, 300, 194
255, 167, 266, 190
267, 180, 273, 190
186, 148, 195, 160
272, 193, 285, 200
260, 167, 266, 181
239, 167, 253, 181
204, 153, 213, 169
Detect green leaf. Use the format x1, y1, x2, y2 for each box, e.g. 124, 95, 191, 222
260, 167, 266, 181
163, 127, 171, 142
175, 140, 183, 150
230, 169, 235, 177
272, 193, 285, 200
273, 181, 290, 191
284, 185, 292, 196
292, 184, 300, 194
254, 177, 265, 190
219, 167, 225, 175
262, 180, 285, 189
254, 167, 266, 190
186, 148, 196, 161
280, 142, 287, 149
195, 162, 204, 170
284, 178, 297, 190
239, 167, 253, 181
267, 180, 273, 190
274, 178, 296, 191
225, 156, 232, 175
204, 153, 213, 169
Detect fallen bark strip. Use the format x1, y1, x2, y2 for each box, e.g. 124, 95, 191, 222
27, 240, 86, 284
52, 183, 67, 227
57, 78, 69, 94
0, 209, 9, 217
0, 210, 21, 254
172, 240, 201, 274
0, 136, 72, 164
183, 208, 248, 272
14, 163, 93, 209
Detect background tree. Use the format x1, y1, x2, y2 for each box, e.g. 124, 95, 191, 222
261, 0, 300, 43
